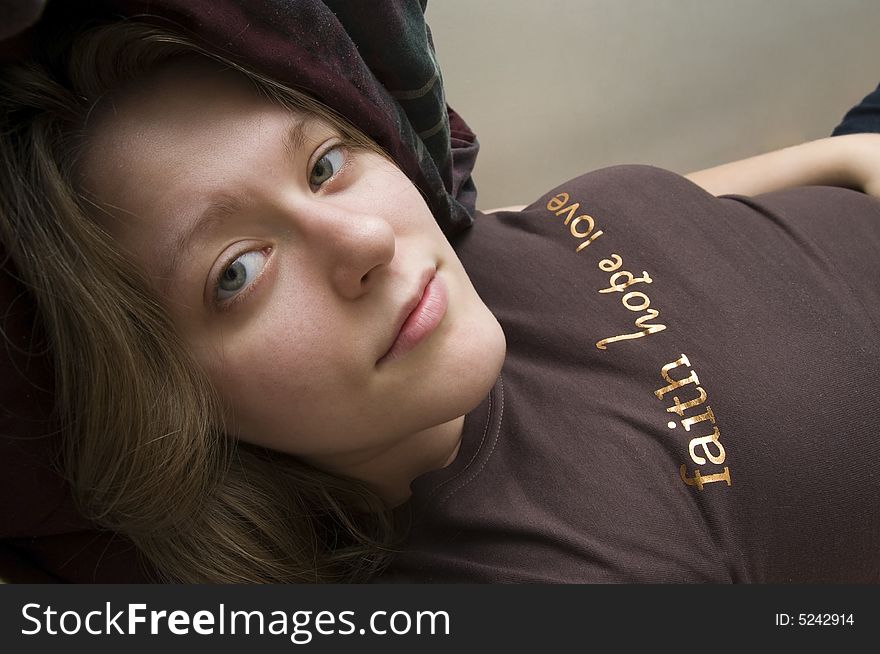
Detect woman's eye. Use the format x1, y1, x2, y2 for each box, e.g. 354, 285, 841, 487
215, 249, 268, 302
309, 146, 345, 188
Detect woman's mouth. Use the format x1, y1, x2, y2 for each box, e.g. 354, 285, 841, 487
377, 271, 448, 365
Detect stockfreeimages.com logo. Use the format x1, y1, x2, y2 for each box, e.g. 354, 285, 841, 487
21, 602, 450, 644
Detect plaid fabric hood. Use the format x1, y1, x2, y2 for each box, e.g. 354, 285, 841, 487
0, 0, 479, 236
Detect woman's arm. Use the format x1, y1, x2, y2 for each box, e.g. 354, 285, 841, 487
484, 204, 527, 213
486, 134, 880, 211
685, 133, 880, 197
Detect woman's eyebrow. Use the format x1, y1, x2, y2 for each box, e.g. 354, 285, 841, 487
161, 117, 317, 292
283, 114, 318, 160
161, 191, 245, 292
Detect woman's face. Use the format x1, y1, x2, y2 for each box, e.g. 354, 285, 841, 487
79, 60, 505, 475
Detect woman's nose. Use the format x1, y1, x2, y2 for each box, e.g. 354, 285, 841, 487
302, 202, 396, 299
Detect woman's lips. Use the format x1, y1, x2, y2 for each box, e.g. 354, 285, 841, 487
378, 272, 448, 365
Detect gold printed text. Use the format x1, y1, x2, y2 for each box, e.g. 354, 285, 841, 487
595, 253, 667, 350
546, 192, 605, 252
655, 353, 732, 490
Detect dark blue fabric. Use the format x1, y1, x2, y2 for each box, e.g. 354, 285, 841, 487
832, 83, 880, 135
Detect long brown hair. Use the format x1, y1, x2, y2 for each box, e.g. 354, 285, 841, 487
0, 19, 396, 582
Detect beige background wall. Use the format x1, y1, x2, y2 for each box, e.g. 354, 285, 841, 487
426, 0, 880, 209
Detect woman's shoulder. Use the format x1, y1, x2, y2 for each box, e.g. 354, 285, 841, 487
481, 164, 707, 216
459, 164, 718, 263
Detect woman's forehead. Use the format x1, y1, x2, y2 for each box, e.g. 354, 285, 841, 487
78, 71, 315, 242
85, 57, 268, 137
79, 63, 315, 189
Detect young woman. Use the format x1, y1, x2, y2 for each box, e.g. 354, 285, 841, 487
1, 18, 878, 583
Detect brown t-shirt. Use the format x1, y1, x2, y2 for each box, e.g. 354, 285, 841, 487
381, 165, 880, 583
